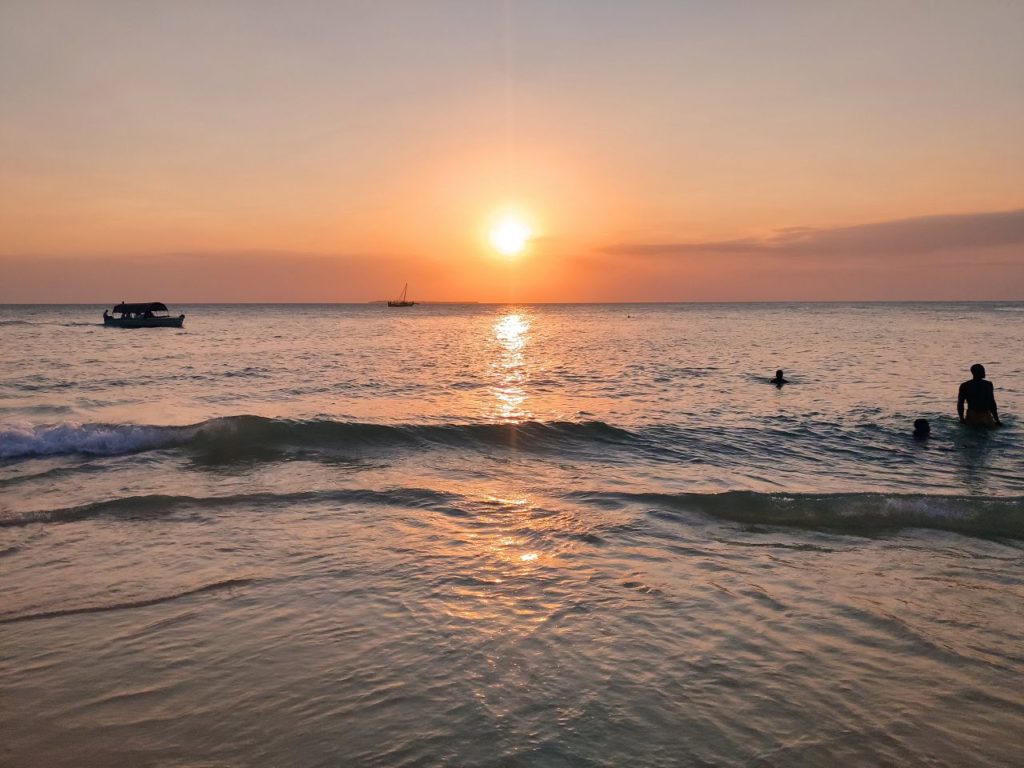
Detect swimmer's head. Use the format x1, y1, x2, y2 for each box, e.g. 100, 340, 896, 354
970, 363, 986, 379
913, 418, 930, 438
775, 370, 784, 379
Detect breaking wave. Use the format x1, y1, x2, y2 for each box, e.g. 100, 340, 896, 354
0, 415, 637, 460
0, 421, 191, 459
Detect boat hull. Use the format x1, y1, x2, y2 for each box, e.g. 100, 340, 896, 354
387, 301, 416, 307
104, 315, 185, 328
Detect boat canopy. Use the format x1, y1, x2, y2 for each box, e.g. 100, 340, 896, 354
112, 302, 169, 314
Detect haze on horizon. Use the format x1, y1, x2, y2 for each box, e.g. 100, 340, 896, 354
1, 0, 1023, 303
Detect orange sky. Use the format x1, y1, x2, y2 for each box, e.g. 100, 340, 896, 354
2, 1, 1023, 301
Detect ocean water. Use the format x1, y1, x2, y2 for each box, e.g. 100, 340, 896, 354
1, 302, 1022, 767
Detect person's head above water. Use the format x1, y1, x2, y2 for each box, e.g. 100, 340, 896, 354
970, 363, 986, 380
913, 418, 930, 439
775, 370, 784, 379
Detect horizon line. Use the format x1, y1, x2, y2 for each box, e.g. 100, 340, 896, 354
3, 299, 1022, 306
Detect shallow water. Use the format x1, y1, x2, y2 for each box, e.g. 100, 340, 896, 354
1, 303, 1022, 766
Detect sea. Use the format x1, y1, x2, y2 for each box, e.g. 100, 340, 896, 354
1, 302, 1022, 767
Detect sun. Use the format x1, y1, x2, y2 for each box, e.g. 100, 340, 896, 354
489, 215, 531, 256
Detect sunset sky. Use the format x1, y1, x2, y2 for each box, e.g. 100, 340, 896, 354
2, 1, 1023, 302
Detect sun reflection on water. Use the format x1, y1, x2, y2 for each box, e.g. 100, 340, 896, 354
433, 487, 566, 629
491, 312, 533, 422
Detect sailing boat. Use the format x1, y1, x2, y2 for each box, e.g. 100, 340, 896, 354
387, 283, 416, 307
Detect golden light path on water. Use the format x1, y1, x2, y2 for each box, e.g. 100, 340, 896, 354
488, 312, 544, 574
437, 310, 548, 619
491, 312, 532, 423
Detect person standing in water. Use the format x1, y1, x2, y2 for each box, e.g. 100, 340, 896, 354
958, 364, 1001, 427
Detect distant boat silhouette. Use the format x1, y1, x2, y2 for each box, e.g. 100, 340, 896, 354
387, 283, 416, 307
103, 301, 185, 328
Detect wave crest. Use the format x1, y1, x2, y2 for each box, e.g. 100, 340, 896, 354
5, 486, 1021, 541
0, 415, 636, 461
571, 491, 1024, 540
0, 422, 193, 459
0, 578, 255, 625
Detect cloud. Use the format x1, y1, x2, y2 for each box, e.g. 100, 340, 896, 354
603, 208, 1024, 259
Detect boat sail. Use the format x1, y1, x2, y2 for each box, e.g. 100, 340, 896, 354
387, 283, 416, 307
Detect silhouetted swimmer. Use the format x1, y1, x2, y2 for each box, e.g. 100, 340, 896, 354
913, 418, 931, 440
958, 364, 1001, 428
770, 369, 788, 388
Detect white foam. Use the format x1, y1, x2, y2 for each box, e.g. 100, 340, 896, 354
0, 422, 184, 459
